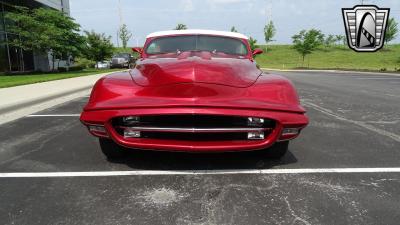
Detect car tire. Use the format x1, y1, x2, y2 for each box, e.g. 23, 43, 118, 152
99, 138, 127, 159
260, 141, 289, 159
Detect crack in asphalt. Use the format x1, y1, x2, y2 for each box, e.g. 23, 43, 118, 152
284, 196, 311, 225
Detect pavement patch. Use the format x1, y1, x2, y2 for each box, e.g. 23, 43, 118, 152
1, 174, 399, 225
140, 188, 188, 207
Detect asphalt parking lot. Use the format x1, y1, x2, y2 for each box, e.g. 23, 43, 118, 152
1, 71, 400, 225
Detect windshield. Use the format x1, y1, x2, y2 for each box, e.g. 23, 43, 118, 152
113, 53, 130, 59
145, 35, 248, 56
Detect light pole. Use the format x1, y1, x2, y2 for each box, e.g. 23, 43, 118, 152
361, 0, 369, 5
133, 37, 141, 47
117, 0, 123, 47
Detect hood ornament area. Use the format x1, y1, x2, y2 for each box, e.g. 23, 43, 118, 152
342, 5, 390, 52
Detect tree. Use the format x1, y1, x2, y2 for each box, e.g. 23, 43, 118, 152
4, 7, 41, 53
248, 37, 259, 52
324, 34, 336, 48
335, 35, 346, 46
292, 29, 324, 66
385, 18, 398, 44
4, 6, 84, 71
118, 24, 132, 48
175, 24, 187, 30
83, 30, 114, 64
263, 21, 276, 51
230, 26, 238, 32
35, 8, 85, 70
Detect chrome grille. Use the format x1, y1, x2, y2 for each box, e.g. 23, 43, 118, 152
112, 114, 275, 141
112, 58, 120, 64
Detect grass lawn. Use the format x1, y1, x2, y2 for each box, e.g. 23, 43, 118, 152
114, 47, 140, 57
0, 68, 122, 88
256, 44, 400, 72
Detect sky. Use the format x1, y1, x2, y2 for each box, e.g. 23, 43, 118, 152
69, 0, 400, 46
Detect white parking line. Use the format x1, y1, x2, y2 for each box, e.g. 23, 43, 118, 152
1, 168, 400, 178
303, 101, 400, 143
26, 114, 80, 117
355, 77, 400, 80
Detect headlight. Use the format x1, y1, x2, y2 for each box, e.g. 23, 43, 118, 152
247, 131, 264, 140
247, 117, 264, 127
122, 116, 140, 125
124, 128, 141, 138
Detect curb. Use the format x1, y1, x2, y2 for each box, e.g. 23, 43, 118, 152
261, 68, 400, 77
0, 70, 123, 125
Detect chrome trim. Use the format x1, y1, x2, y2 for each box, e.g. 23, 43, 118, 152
276, 136, 297, 142
120, 126, 270, 133
85, 124, 109, 138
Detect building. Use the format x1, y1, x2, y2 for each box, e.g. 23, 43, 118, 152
0, 0, 70, 73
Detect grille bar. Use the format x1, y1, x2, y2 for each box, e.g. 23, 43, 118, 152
113, 115, 275, 128
118, 126, 270, 133
112, 115, 276, 141
141, 131, 248, 141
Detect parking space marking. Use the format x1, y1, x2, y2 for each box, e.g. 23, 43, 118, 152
1, 168, 400, 178
303, 101, 400, 143
26, 114, 80, 117
355, 77, 400, 80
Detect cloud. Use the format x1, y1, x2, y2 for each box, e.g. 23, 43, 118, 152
209, 0, 249, 3
181, 0, 194, 12
206, 0, 252, 11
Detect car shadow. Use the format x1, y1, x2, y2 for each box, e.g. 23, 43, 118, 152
108, 148, 298, 170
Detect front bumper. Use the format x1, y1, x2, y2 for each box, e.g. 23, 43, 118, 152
80, 107, 308, 152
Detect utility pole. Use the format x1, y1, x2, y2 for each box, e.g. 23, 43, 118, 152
118, 0, 123, 26
116, 31, 120, 47
117, 0, 123, 47
134, 37, 140, 47
266, 0, 272, 22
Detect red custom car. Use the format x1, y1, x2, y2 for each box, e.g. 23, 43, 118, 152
80, 29, 308, 159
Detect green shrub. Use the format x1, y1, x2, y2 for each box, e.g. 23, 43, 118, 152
58, 67, 67, 72
75, 58, 96, 68
57, 65, 84, 72
69, 65, 85, 71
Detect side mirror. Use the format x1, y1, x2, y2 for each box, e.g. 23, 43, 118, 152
132, 47, 143, 55
252, 48, 263, 56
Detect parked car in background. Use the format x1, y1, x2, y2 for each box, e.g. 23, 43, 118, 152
96, 61, 110, 69
110, 53, 132, 68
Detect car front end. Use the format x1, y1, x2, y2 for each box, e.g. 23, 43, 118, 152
81, 30, 308, 158
80, 70, 308, 154
81, 107, 307, 152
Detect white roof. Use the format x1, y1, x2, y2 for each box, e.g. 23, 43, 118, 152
146, 29, 249, 40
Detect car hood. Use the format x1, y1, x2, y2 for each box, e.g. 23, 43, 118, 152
131, 52, 262, 88
84, 72, 305, 113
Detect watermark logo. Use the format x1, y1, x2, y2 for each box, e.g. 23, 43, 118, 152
342, 5, 390, 52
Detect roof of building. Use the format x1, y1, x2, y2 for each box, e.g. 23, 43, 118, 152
146, 29, 249, 39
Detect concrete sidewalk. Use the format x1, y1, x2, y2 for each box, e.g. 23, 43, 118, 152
0, 71, 119, 125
